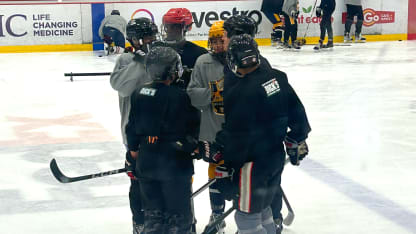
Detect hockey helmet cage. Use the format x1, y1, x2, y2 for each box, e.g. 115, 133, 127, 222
111, 10, 120, 15
226, 34, 260, 74
223, 15, 257, 38
162, 8, 193, 32
145, 46, 184, 82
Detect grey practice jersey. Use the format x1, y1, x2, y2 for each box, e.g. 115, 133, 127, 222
187, 53, 225, 142
110, 53, 151, 145
282, 0, 298, 16
98, 15, 127, 39
345, 0, 362, 6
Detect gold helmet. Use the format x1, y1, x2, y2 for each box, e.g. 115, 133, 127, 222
209, 21, 224, 39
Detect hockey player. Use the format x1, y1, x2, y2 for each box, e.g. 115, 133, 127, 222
187, 20, 227, 234
314, 0, 336, 50
160, 8, 208, 89
282, 0, 301, 49
261, 0, 285, 46
205, 34, 311, 234
109, 17, 158, 234
344, 0, 366, 43
98, 10, 128, 55
126, 46, 201, 234
222, 16, 298, 232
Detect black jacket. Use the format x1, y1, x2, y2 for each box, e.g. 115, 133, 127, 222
175, 41, 208, 89
320, 0, 336, 13
218, 65, 311, 174
261, 0, 284, 13
126, 82, 200, 180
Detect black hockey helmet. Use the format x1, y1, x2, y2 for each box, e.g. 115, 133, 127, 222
111, 10, 120, 15
145, 46, 183, 82
126, 18, 158, 50
223, 15, 258, 38
226, 34, 260, 74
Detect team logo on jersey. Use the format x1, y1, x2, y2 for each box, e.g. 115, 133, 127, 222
262, 78, 280, 97
139, 87, 157, 96
209, 78, 224, 115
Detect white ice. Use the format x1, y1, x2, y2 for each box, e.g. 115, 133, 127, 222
0, 41, 416, 234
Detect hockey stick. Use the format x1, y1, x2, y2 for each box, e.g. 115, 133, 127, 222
64, 72, 112, 82
202, 203, 236, 234
191, 179, 216, 199
282, 187, 294, 225
50, 158, 126, 183
299, 0, 318, 45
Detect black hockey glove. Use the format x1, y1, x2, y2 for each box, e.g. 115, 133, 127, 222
171, 136, 201, 159
125, 151, 138, 180
284, 136, 309, 166
132, 49, 146, 62
198, 141, 224, 163
316, 7, 322, 17
174, 66, 192, 90
291, 10, 299, 18
215, 165, 238, 201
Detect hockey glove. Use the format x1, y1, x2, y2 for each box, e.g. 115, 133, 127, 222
132, 49, 146, 62
291, 10, 299, 18
198, 141, 224, 163
171, 136, 201, 159
284, 136, 309, 166
125, 151, 138, 180
124, 46, 134, 53
215, 165, 237, 201
316, 7, 322, 17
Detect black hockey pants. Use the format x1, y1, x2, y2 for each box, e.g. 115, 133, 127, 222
139, 177, 193, 234
130, 179, 144, 225
345, 4, 364, 35
320, 10, 334, 41
283, 13, 298, 43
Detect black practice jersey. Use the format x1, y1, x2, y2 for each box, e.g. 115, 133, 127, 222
219, 65, 311, 173
261, 0, 284, 13
126, 82, 200, 180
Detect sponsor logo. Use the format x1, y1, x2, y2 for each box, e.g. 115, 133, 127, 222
139, 87, 157, 96
342, 8, 395, 27
192, 7, 263, 28
131, 9, 154, 22
0, 13, 78, 38
262, 78, 280, 97
0, 14, 27, 37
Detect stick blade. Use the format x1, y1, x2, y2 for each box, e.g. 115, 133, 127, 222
50, 158, 70, 183
283, 212, 294, 225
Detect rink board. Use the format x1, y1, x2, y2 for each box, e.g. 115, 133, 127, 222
0, 0, 414, 52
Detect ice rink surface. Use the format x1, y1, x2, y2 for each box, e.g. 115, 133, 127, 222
0, 41, 416, 234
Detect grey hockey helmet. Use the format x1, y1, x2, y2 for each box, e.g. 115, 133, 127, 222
145, 46, 183, 81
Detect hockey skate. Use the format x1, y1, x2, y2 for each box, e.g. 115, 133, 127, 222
105, 43, 115, 55
344, 32, 353, 43
291, 40, 301, 50
205, 213, 226, 234
313, 40, 323, 51
354, 33, 366, 43
274, 218, 283, 234
281, 41, 292, 50
321, 40, 334, 50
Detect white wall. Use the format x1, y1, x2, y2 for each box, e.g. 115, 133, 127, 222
0, 0, 409, 47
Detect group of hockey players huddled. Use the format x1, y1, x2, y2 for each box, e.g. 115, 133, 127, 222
261, 0, 366, 51
107, 5, 311, 234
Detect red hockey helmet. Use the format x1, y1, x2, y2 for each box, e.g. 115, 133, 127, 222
162, 8, 193, 32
